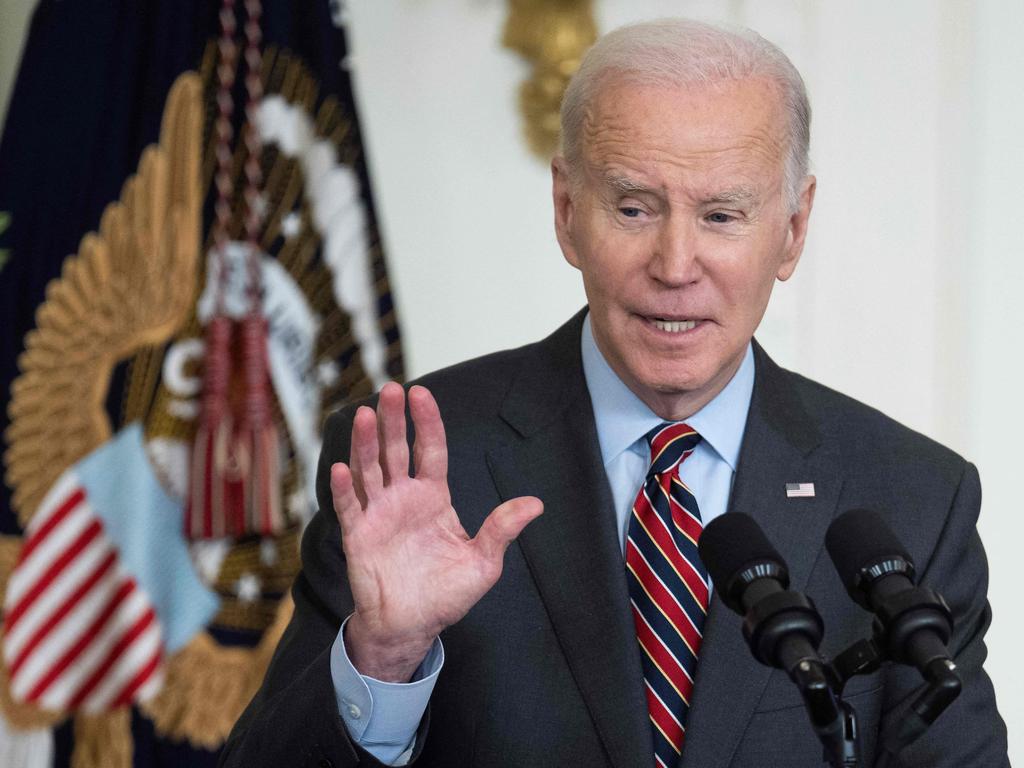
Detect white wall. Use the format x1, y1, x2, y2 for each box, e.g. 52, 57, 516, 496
346, 0, 1022, 754
343, 0, 585, 375
967, 0, 1024, 751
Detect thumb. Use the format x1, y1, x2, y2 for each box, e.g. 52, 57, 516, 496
473, 496, 543, 564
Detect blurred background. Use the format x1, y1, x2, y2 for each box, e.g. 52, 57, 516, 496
2, 0, 1020, 764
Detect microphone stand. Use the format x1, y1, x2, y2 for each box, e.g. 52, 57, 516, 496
828, 628, 961, 766
742, 588, 861, 767
786, 658, 860, 768
772, 605, 961, 767
701, 512, 960, 766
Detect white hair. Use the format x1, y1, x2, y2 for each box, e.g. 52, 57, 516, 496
560, 19, 811, 212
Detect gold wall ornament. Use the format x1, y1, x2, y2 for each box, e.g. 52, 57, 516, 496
502, 0, 597, 159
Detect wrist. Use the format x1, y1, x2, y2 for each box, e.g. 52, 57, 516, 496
344, 613, 435, 683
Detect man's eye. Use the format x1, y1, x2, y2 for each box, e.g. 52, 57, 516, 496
620, 207, 643, 218
706, 212, 734, 224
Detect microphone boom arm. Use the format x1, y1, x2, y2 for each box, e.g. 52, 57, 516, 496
739, 587, 860, 768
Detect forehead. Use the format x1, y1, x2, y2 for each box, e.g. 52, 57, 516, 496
580, 76, 788, 193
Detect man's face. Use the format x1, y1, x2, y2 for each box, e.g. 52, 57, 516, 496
553, 76, 815, 418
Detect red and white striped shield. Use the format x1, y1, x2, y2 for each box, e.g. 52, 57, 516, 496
3, 471, 164, 713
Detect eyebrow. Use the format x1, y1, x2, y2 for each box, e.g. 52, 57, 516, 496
603, 173, 655, 195
603, 174, 759, 206
703, 187, 758, 205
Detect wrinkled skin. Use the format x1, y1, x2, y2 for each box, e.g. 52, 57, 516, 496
553, 76, 815, 419
337, 384, 542, 681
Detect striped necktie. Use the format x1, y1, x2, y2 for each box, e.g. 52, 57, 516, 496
625, 422, 708, 767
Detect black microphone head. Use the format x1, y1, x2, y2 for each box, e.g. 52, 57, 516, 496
699, 513, 789, 614
825, 508, 915, 609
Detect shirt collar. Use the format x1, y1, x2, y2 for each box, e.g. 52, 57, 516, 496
580, 312, 754, 471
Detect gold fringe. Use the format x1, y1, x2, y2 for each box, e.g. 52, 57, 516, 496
71, 710, 132, 768
0, 534, 21, 601
140, 594, 293, 749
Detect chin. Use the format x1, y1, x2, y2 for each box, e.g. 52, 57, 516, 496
640, 354, 710, 382
649, 376, 711, 397
636, 367, 711, 397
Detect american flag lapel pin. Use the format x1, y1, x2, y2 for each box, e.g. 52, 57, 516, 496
786, 482, 815, 498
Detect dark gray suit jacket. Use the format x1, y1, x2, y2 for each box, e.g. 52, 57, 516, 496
221, 310, 1008, 767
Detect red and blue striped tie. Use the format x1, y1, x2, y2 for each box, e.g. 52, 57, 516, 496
626, 422, 708, 767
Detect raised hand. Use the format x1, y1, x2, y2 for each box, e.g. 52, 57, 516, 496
332, 382, 543, 682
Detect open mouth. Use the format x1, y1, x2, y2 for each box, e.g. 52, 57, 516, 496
647, 317, 700, 333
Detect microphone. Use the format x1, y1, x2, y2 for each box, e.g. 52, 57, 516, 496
824, 509, 955, 674
699, 513, 824, 676
825, 509, 962, 758
700, 513, 860, 768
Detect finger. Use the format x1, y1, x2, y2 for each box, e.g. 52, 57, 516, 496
351, 405, 384, 502
330, 462, 362, 533
348, 410, 366, 508
409, 385, 448, 481
473, 496, 544, 565
377, 382, 409, 485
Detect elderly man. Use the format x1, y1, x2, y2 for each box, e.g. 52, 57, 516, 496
222, 19, 1007, 768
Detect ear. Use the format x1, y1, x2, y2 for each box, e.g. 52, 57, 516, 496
776, 175, 816, 281
551, 157, 581, 269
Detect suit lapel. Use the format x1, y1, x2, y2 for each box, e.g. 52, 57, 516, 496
485, 312, 651, 768
681, 343, 843, 768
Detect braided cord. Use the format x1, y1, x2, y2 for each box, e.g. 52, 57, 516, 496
241, 0, 265, 313
211, 0, 238, 316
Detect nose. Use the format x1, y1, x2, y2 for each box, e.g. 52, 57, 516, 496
649, 216, 701, 286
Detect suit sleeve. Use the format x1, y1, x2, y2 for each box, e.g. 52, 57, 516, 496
219, 405, 431, 768
875, 461, 1009, 767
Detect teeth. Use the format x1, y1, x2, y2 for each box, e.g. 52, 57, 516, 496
651, 318, 697, 333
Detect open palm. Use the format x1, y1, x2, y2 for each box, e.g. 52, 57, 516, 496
332, 383, 542, 682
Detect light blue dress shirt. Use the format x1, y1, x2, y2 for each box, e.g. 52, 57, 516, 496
330, 313, 756, 764
580, 315, 754, 550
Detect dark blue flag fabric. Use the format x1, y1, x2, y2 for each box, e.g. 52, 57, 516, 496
0, 2, 403, 765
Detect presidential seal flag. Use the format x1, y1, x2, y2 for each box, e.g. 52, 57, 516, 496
0, 2, 403, 766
